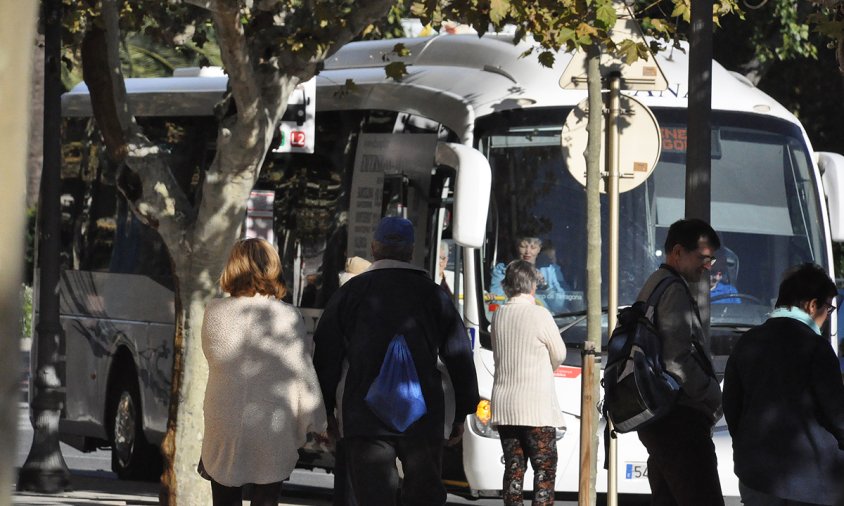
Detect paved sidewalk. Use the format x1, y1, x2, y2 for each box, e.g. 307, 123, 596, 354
13, 471, 159, 505
11, 470, 334, 506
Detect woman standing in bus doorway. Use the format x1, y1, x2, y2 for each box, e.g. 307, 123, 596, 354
723, 263, 844, 506
490, 260, 567, 506
200, 238, 327, 506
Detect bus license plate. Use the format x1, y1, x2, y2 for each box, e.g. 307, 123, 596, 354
625, 462, 648, 480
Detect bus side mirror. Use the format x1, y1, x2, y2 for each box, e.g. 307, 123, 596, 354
435, 142, 491, 249
819, 151, 844, 242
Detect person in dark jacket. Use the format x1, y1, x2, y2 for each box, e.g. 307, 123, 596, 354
723, 263, 844, 506
313, 216, 479, 506
635, 218, 724, 506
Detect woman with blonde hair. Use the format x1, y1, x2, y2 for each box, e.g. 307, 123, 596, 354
201, 238, 327, 506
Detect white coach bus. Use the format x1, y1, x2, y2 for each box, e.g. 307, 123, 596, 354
42, 32, 844, 497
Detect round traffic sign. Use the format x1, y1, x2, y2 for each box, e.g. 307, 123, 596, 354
561, 93, 661, 193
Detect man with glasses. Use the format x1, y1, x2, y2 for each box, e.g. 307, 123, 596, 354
723, 263, 844, 505
635, 218, 725, 505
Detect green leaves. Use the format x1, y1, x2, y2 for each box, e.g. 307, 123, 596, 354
615, 39, 642, 64
490, 0, 512, 25
537, 50, 556, 67
385, 61, 409, 81
594, 1, 617, 29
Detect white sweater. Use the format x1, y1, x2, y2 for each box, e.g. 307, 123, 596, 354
490, 294, 567, 428
200, 295, 327, 486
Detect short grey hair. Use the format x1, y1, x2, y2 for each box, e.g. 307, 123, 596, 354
502, 260, 540, 298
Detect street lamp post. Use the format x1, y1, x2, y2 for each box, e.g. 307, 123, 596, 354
17, 0, 71, 492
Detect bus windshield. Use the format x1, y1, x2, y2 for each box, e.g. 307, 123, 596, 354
477, 107, 827, 353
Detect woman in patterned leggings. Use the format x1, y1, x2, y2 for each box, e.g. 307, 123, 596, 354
490, 260, 567, 505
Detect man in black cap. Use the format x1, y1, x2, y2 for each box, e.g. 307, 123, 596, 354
313, 217, 479, 506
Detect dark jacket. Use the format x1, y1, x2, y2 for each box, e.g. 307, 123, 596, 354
637, 265, 722, 423
723, 316, 844, 505
313, 260, 479, 440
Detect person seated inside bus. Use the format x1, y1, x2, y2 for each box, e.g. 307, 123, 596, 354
710, 269, 740, 304
710, 247, 741, 304
490, 236, 568, 314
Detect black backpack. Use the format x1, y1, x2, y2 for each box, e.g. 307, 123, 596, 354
602, 275, 682, 433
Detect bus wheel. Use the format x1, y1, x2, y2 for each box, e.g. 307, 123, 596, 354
108, 370, 162, 480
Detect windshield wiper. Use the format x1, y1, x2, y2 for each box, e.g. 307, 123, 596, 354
555, 306, 615, 335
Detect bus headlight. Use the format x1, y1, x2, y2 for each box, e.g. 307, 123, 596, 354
470, 399, 499, 439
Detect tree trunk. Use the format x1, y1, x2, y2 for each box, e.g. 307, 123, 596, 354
83, 0, 394, 502
160, 150, 266, 504
580, 43, 603, 506
0, 0, 40, 497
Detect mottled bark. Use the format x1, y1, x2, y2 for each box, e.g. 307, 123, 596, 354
84, 0, 394, 503
581, 44, 603, 506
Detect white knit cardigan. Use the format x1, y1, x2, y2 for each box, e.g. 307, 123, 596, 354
200, 294, 327, 486
490, 294, 567, 428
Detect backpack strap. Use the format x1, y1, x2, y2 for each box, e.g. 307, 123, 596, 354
644, 271, 716, 378
643, 274, 682, 322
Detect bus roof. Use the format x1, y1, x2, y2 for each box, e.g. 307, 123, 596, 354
64, 33, 798, 142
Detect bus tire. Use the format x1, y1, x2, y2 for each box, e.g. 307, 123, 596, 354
107, 365, 162, 481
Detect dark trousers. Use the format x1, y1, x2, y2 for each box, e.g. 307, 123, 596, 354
498, 425, 557, 506
637, 406, 725, 506
210, 479, 282, 506
333, 439, 357, 506
344, 436, 446, 506
739, 482, 825, 506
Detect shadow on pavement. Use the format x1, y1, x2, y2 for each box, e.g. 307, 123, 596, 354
13, 470, 158, 505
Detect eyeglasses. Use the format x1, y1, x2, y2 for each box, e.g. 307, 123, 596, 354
699, 255, 717, 266
824, 303, 837, 315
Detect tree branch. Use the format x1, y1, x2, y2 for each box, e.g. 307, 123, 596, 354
317, 0, 395, 61
88, 0, 193, 242
211, 0, 262, 126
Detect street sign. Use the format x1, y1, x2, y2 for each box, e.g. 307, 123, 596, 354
561, 93, 661, 193
558, 2, 668, 91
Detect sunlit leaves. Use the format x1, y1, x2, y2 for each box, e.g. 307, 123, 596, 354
490, 0, 512, 25
616, 39, 649, 64
594, 1, 617, 29
670, 0, 691, 23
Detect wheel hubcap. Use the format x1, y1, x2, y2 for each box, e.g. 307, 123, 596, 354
114, 390, 136, 468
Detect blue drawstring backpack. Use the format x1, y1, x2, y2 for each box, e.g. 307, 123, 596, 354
364, 334, 427, 432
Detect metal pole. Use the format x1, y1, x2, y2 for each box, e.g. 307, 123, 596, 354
17, 0, 71, 492
605, 73, 621, 506
687, 0, 714, 329
686, 0, 712, 222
